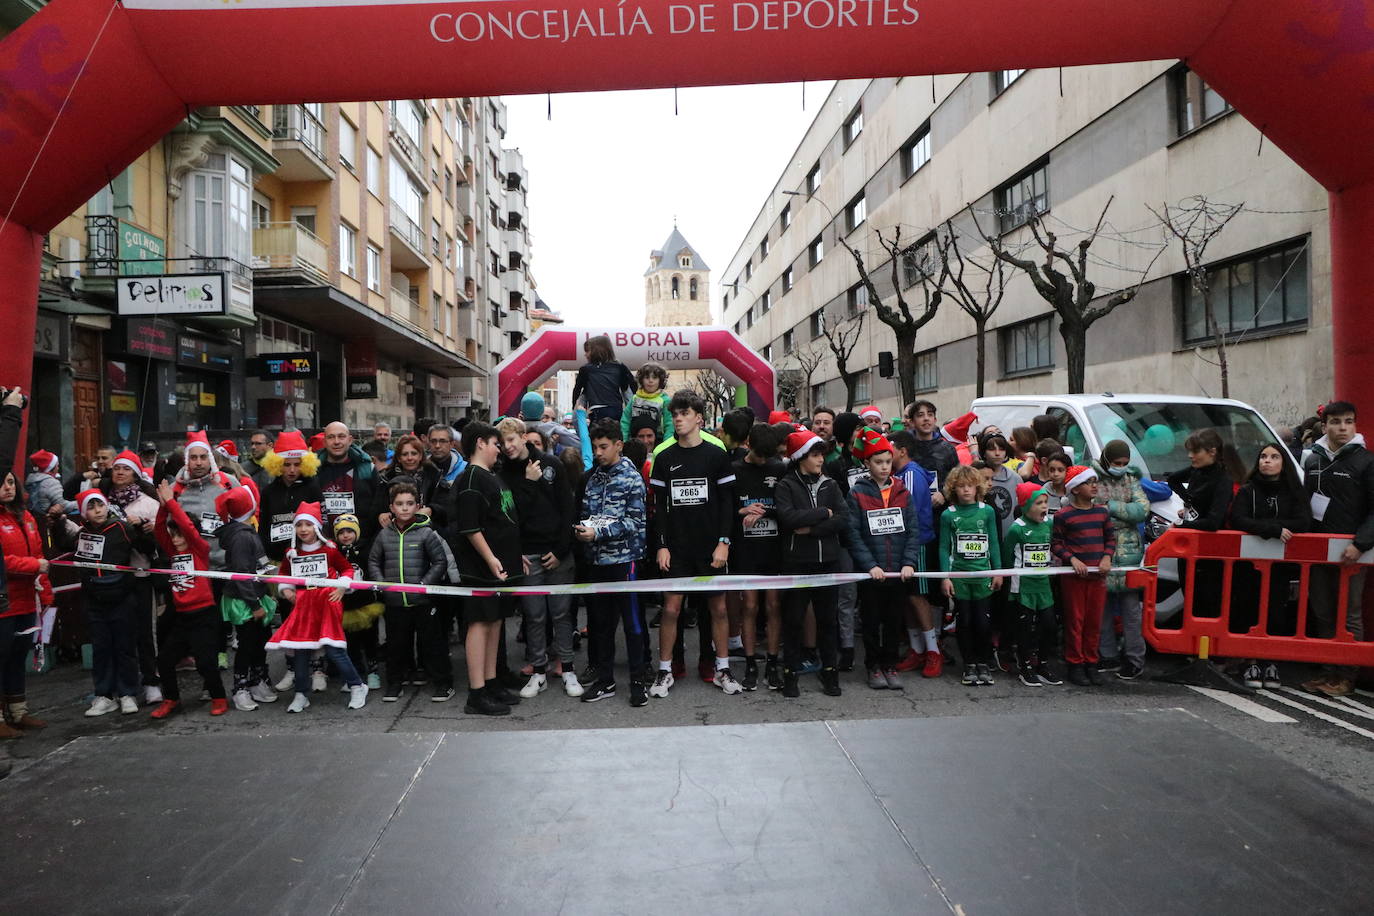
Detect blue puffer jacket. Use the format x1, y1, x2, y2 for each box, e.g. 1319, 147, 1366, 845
578, 456, 646, 566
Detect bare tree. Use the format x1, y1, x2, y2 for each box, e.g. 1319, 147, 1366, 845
785, 339, 825, 418
1147, 197, 1244, 398
691, 369, 737, 426
839, 226, 949, 408
817, 307, 867, 410
940, 214, 1009, 398
973, 196, 1164, 394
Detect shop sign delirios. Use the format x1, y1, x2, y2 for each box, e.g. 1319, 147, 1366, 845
117, 272, 227, 316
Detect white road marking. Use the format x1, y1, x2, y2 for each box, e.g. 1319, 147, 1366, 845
1187, 686, 1296, 723
1354, 688, 1374, 700
1334, 694, 1374, 716
1257, 690, 1374, 741
1277, 686, 1374, 722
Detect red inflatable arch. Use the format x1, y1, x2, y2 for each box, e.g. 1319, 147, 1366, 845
494, 326, 773, 418
3, 0, 1373, 451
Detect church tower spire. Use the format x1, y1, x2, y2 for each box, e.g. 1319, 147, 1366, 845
644, 227, 711, 327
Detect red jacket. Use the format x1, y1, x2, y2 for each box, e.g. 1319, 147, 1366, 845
0, 506, 54, 618
154, 500, 214, 612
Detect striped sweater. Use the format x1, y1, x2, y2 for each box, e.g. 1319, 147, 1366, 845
1050, 503, 1116, 565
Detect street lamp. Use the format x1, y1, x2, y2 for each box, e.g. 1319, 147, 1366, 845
782, 188, 837, 225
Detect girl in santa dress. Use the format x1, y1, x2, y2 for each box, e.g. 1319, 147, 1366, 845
266, 502, 368, 713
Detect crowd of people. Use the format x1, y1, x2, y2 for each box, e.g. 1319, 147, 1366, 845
0, 333, 1369, 735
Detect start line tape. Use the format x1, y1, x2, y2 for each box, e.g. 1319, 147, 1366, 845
50, 558, 1150, 598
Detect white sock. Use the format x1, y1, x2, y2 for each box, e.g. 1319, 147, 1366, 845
908, 629, 922, 651
728, 635, 744, 650
924, 629, 940, 653
659, 660, 673, 672
716, 657, 731, 670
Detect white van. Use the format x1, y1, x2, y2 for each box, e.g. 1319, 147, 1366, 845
969, 393, 1286, 482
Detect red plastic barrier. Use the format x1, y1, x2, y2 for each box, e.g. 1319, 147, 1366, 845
1130, 529, 1374, 667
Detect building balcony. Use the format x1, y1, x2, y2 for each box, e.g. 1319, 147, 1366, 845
389, 286, 426, 335
251, 222, 328, 283
388, 112, 426, 181
505, 188, 527, 224
501, 228, 526, 260
271, 105, 333, 182
501, 267, 529, 309
388, 208, 427, 270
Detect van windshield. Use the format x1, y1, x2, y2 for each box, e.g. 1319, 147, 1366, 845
1083, 402, 1277, 480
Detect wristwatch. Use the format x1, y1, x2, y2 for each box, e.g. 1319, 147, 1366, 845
718, 537, 732, 546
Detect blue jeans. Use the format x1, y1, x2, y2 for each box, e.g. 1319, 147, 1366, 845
1099, 590, 1145, 665
519, 556, 575, 670
293, 645, 362, 694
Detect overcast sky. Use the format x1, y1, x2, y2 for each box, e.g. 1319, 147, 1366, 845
503, 82, 832, 328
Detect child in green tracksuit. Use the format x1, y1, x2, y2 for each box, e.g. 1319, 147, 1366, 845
939, 465, 1002, 686
1003, 485, 1061, 687
620, 362, 672, 444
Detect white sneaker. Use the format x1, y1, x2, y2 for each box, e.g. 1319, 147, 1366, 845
287, 692, 310, 713
143, 685, 163, 705
713, 667, 743, 695
249, 682, 278, 704
85, 696, 118, 717
232, 688, 258, 711
119, 695, 139, 714
561, 671, 585, 698
311, 670, 327, 693
199, 689, 211, 701
275, 672, 295, 692
348, 684, 369, 710
520, 673, 547, 698
649, 670, 674, 698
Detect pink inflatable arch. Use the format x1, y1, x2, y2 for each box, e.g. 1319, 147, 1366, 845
494, 327, 773, 418
2, 0, 1373, 454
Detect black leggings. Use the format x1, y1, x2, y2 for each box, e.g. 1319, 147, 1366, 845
158, 605, 225, 701
859, 579, 906, 669
233, 619, 270, 690
783, 564, 839, 671
954, 596, 992, 667
347, 620, 381, 676
1015, 601, 1058, 666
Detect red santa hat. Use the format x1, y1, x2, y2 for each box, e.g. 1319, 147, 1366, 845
785, 430, 825, 464
1017, 482, 1048, 510
858, 405, 883, 422
111, 449, 143, 478
28, 449, 58, 474
273, 430, 309, 459
215, 439, 239, 459
1065, 465, 1098, 492
214, 486, 256, 524
184, 430, 213, 464
308, 432, 326, 452
942, 411, 978, 444
851, 428, 893, 461
767, 410, 793, 426
76, 487, 107, 515
293, 501, 325, 533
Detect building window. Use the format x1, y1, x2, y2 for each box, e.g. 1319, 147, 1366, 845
366, 146, 382, 197
1181, 239, 1309, 344
339, 223, 357, 277
339, 116, 357, 170
763, 344, 773, 361
434, 293, 444, 331
843, 106, 864, 148
996, 160, 1049, 233
185, 153, 252, 267
745, 261, 753, 280
810, 382, 825, 409
847, 283, 868, 315
901, 124, 931, 179
854, 369, 871, 402
680, 254, 692, 268
808, 235, 824, 268
782, 267, 793, 293
780, 203, 791, 231
734, 320, 742, 335
689, 277, 699, 300
759, 236, 769, 260
993, 69, 1026, 95
671, 276, 681, 299
806, 162, 821, 195
431, 218, 442, 256
809, 309, 824, 339
761, 290, 772, 313
845, 194, 866, 234
915, 348, 938, 393
745, 309, 753, 330
783, 329, 795, 351
390, 99, 422, 145
444, 166, 454, 202
1175, 66, 1233, 136
901, 233, 940, 288
366, 245, 381, 293
1000, 315, 1055, 377
723, 291, 730, 312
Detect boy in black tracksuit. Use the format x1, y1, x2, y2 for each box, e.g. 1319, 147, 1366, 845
217, 507, 271, 704
731, 422, 787, 690
775, 430, 849, 698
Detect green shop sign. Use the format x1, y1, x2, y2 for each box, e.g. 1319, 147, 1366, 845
119, 221, 165, 276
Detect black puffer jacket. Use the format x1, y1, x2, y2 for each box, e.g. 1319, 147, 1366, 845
498, 447, 574, 559
1168, 462, 1234, 531
1304, 434, 1374, 549
775, 466, 849, 568
1232, 475, 1313, 541
259, 476, 322, 560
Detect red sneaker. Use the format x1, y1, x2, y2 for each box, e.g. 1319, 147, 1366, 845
922, 652, 944, 678
894, 651, 924, 673
209, 698, 230, 716
150, 700, 181, 720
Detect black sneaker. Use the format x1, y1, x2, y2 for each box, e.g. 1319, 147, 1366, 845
406, 670, 428, 686
582, 681, 616, 703
382, 683, 403, 702
1117, 660, 1144, 681
682, 607, 698, 629
837, 647, 855, 672
488, 684, 522, 706
464, 690, 510, 716
578, 664, 600, 687
782, 669, 800, 698
1036, 663, 1064, 686
742, 659, 759, 691
1085, 664, 1103, 686
766, 659, 783, 691
820, 667, 842, 697
1242, 663, 1263, 689
1097, 656, 1122, 673
1066, 664, 1090, 687
961, 665, 978, 686
1018, 666, 1041, 687
430, 686, 455, 703
629, 681, 648, 707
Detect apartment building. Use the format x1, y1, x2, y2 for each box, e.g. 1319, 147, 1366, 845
723, 66, 1329, 428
